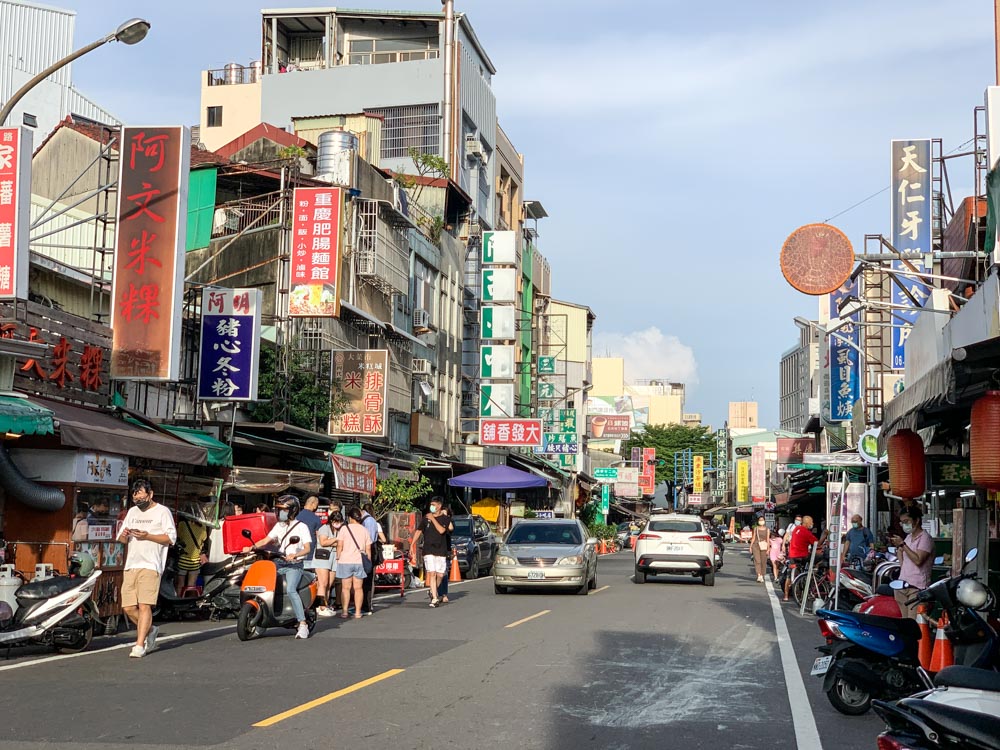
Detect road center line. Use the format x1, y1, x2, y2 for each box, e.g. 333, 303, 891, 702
765, 580, 823, 750
253, 669, 405, 727
504, 609, 551, 628
589, 585, 610, 595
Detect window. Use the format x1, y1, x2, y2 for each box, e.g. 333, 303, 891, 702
365, 104, 439, 159
648, 520, 702, 534
206, 106, 223, 128
22, 113, 37, 128
506, 524, 582, 545
348, 37, 438, 65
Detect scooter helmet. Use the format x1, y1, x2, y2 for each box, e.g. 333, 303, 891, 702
956, 578, 990, 610
274, 494, 301, 521
69, 551, 96, 577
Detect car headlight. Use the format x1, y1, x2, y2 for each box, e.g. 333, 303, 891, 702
556, 555, 584, 566
496, 555, 517, 566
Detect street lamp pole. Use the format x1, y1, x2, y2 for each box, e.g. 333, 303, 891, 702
0, 18, 150, 127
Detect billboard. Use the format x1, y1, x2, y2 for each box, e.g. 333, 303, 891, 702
586, 414, 630, 439
480, 419, 543, 447
111, 126, 190, 380
890, 139, 933, 370
197, 288, 261, 401
290, 186, 343, 317
0, 127, 30, 300
329, 349, 388, 437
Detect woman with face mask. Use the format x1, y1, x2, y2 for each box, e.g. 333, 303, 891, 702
889, 506, 934, 619
750, 516, 770, 583
314, 511, 341, 617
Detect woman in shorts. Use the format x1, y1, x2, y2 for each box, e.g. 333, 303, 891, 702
314, 511, 341, 617
335, 506, 372, 619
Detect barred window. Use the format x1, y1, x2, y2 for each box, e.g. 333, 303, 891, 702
366, 104, 439, 160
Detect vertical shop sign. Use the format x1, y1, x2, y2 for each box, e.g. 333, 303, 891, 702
751, 444, 766, 502
715, 429, 729, 498
480, 345, 514, 379
197, 288, 261, 401
482, 230, 516, 264
693, 454, 704, 494
736, 459, 750, 504
828, 282, 860, 421
112, 126, 190, 380
0, 127, 30, 299
890, 139, 933, 370
289, 186, 342, 317
329, 349, 388, 437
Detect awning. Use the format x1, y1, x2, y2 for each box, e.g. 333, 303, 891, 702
31, 397, 208, 465
507, 453, 569, 486
0, 395, 54, 436
224, 466, 323, 494
163, 426, 233, 467
880, 357, 955, 449
449, 464, 547, 489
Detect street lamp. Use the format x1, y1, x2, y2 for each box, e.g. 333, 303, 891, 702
0, 18, 151, 126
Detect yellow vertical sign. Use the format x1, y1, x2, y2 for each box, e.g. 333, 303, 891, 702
693, 455, 704, 494
736, 459, 750, 504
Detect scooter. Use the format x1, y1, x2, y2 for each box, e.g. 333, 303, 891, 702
0, 553, 102, 653
874, 693, 1000, 750
235, 530, 317, 641
811, 548, 999, 716
156, 552, 256, 621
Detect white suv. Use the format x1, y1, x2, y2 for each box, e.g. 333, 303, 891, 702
634, 513, 716, 586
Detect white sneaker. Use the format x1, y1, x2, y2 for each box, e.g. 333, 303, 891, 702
129, 645, 146, 658
316, 606, 335, 618
145, 625, 160, 653
295, 622, 310, 639
757, 575, 764, 582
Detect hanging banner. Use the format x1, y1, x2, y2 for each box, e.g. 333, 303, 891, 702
693, 454, 704, 494
289, 186, 343, 317
329, 349, 388, 437
482, 230, 516, 265
0, 127, 30, 300
331, 453, 377, 495
890, 139, 933, 370
828, 282, 860, 421
736, 459, 750, 504
197, 288, 261, 401
751, 444, 766, 502
111, 126, 191, 380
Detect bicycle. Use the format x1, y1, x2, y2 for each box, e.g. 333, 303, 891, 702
791, 566, 832, 607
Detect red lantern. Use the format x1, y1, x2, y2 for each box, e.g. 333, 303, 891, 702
888, 429, 925, 499
970, 390, 1000, 490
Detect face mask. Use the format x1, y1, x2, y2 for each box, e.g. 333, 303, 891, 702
794, 519, 802, 526
758, 520, 765, 526
278, 510, 289, 522
135, 500, 152, 512
852, 522, 860, 529
901, 523, 913, 534
333, 523, 342, 530
429, 505, 438, 513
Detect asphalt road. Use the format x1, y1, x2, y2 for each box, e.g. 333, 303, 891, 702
0, 546, 884, 749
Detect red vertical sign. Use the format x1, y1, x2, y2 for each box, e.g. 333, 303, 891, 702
639, 447, 656, 495
111, 126, 190, 380
0, 127, 31, 299
289, 186, 342, 317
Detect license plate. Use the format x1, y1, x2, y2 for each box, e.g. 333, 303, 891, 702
663, 544, 684, 553
811, 655, 833, 676
527, 570, 545, 580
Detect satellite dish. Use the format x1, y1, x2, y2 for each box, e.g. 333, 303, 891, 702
780, 223, 855, 295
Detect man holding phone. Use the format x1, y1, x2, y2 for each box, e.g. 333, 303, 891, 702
117, 479, 176, 658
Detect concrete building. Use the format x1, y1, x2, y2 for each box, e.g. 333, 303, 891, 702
0, 0, 118, 135
779, 323, 820, 433
728, 401, 759, 429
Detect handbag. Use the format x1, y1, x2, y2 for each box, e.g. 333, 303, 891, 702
346, 525, 373, 575
756, 529, 768, 551
314, 547, 332, 561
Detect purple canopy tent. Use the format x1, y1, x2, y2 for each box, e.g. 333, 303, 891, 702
448, 464, 547, 489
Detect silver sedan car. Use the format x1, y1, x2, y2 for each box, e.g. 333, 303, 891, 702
492, 519, 599, 595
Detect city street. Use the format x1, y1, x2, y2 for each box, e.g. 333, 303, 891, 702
1, 548, 881, 750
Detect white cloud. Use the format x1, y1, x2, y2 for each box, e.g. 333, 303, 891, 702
592, 327, 698, 385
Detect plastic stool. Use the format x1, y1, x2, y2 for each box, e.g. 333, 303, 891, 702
179, 586, 202, 598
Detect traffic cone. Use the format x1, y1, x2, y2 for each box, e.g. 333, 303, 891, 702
928, 613, 955, 672
449, 550, 461, 582
599, 539, 607, 555
916, 608, 933, 671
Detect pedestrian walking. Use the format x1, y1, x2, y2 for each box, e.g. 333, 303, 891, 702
314, 511, 340, 617
890, 506, 934, 619
437, 504, 453, 604
336, 506, 372, 619
116, 478, 176, 659
297, 495, 323, 579
359, 503, 383, 616
750, 517, 770, 582
410, 497, 452, 607
769, 527, 784, 581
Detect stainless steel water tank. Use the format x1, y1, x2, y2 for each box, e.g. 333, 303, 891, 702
224, 62, 243, 85
248, 60, 262, 83
317, 129, 359, 186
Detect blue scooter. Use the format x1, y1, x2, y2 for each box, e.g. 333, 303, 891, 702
811, 549, 999, 716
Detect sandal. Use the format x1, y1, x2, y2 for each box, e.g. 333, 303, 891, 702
338, 613, 349, 619
353, 615, 363, 620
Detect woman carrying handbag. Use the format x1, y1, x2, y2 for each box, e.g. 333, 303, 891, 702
751, 517, 770, 583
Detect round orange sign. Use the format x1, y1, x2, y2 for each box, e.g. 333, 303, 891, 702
780, 223, 855, 296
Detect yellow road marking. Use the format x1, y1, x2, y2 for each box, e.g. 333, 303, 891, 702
504, 609, 551, 629
590, 585, 610, 594
253, 669, 405, 727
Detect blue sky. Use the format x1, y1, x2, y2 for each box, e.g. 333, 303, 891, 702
53, 0, 996, 428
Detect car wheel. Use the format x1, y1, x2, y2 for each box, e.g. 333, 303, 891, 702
493, 583, 507, 595
634, 568, 646, 584
703, 569, 715, 587
588, 572, 597, 590
465, 552, 479, 580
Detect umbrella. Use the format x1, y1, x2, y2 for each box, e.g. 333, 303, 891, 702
448, 464, 547, 489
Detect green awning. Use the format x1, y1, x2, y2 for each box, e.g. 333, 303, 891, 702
300, 456, 330, 473
0, 396, 54, 436
163, 426, 233, 467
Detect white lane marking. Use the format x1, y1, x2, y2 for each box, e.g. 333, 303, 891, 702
504, 609, 551, 628
589, 585, 610, 595
765, 580, 823, 750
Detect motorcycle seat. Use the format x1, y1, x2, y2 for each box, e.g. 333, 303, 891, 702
846, 611, 922, 641
17, 575, 82, 600
875, 584, 896, 596
200, 559, 233, 577
934, 665, 1000, 692
899, 698, 1000, 750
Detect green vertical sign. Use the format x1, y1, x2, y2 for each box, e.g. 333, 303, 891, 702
480, 307, 493, 339
538, 356, 556, 374
481, 346, 496, 378
538, 382, 556, 399
600, 484, 610, 514
482, 269, 496, 302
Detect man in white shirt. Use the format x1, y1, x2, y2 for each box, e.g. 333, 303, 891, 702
243, 495, 313, 639
117, 478, 176, 659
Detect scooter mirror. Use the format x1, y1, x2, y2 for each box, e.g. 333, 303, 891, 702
965, 548, 978, 564
889, 579, 905, 590
241, 528, 254, 539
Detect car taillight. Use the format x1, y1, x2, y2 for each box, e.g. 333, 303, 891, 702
688, 534, 712, 542
637, 533, 661, 541
877, 734, 916, 750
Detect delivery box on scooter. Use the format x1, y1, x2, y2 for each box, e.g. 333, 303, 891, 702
222, 512, 276, 554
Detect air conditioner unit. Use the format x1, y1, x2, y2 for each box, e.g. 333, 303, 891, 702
465, 134, 483, 158
413, 358, 431, 376
413, 308, 430, 329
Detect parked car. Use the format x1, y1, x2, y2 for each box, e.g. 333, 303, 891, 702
450, 514, 498, 579
634, 513, 716, 586
493, 519, 599, 595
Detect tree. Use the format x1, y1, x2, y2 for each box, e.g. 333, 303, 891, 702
622, 424, 717, 485
248, 346, 346, 431
372, 468, 433, 518
394, 147, 449, 242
